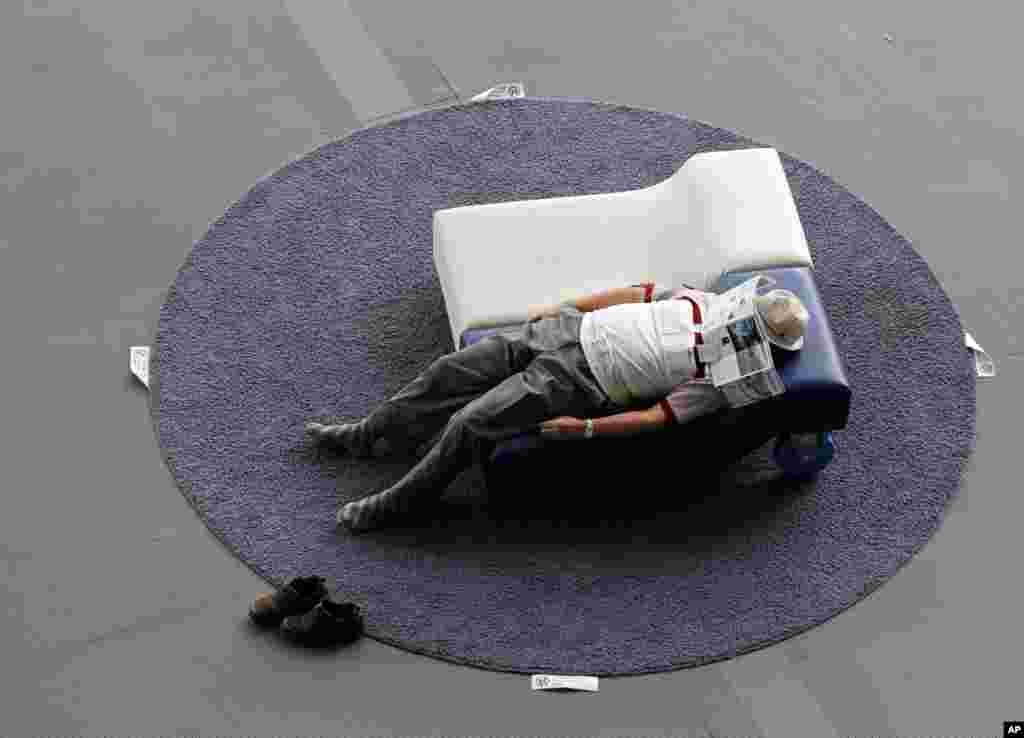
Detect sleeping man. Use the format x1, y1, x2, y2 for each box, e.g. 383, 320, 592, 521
306, 281, 810, 533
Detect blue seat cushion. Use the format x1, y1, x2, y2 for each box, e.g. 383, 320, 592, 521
715, 266, 851, 433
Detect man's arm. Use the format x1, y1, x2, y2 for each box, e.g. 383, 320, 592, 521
532, 283, 666, 321
528, 285, 647, 322
587, 386, 726, 438
589, 403, 670, 437
570, 285, 649, 313
570, 281, 704, 313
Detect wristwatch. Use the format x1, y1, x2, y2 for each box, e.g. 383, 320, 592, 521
583, 418, 594, 439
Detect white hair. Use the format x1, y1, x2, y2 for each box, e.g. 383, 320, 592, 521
755, 289, 809, 343
757, 289, 808, 318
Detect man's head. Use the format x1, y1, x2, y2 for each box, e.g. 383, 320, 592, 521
754, 289, 809, 351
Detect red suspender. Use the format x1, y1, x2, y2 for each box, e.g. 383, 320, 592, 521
631, 283, 656, 303
658, 398, 676, 426
631, 282, 698, 301
680, 296, 705, 379
631, 285, 705, 425
657, 294, 707, 428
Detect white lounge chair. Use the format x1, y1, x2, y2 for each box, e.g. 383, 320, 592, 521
431, 147, 850, 490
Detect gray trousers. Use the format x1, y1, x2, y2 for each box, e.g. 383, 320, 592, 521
358, 305, 618, 506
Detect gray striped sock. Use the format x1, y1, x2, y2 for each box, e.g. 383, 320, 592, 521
305, 420, 374, 457
337, 487, 409, 532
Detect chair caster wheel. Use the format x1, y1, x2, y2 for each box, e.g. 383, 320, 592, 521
775, 431, 835, 478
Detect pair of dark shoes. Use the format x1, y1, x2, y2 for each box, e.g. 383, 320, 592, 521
248, 575, 363, 648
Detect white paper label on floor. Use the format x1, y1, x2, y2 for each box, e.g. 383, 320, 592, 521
471, 82, 526, 101
530, 674, 599, 692
964, 331, 996, 377
130, 345, 151, 388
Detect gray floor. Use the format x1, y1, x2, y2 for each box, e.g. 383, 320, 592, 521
2, 1, 1019, 736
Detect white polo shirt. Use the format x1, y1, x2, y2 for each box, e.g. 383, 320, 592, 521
578, 283, 727, 425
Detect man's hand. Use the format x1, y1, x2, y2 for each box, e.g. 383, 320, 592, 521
527, 302, 562, 322
538, 416, 586, 440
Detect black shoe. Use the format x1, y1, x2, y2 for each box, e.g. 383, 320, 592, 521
248, 575, 329, 628
280, 598, 364, 648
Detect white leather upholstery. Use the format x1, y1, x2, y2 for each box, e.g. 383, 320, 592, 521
432, 147, 813, 348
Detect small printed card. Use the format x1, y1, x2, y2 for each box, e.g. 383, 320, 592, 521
130, 345, 151, 388
530, 674, 599, 692
964, 331, 996, 377
471, 82, 526, 101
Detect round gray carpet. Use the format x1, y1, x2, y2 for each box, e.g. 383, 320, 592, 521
151, 96, 976, 675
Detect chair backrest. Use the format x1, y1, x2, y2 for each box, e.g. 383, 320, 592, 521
675, 148, 813, 278
433, 147, 813, 348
